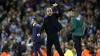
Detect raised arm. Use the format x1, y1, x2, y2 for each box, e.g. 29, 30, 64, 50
52, 3, 62, 17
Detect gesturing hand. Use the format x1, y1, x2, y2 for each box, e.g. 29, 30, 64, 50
37, 33, 40, 37
52, 3, 58, 7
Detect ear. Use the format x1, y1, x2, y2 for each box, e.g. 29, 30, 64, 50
30, 19, 34, 25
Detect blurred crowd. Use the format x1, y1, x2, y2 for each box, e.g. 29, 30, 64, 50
0, 0, 100, 56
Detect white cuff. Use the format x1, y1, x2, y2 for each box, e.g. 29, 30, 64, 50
37, 33, 40, 37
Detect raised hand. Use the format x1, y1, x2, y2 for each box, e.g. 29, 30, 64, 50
52, 3, 58, 7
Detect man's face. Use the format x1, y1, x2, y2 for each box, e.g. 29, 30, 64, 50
46, 8, 53, 16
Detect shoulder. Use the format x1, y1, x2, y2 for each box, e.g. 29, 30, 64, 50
97, 49, 100, 53
36, 24, 40, 27
43, 15, 47, 20
71, 16, 76, 21
43, 15, 48, 22
72, 15, 78, 17
67, 49, 72, 53
81, 50, 85, 54
53, 13, 57, 15
44, 15, 48, 19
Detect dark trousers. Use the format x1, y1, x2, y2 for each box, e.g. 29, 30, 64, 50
47, 35, 64, 56
33, 43, 42, 56
73, 36, 82, 56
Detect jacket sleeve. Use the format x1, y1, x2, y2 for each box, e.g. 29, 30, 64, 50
39, 22, 45, 34
36, 24, 41, 33
53, 5, 62, 18
49, 0, 62, 18
70, 17, 76, 32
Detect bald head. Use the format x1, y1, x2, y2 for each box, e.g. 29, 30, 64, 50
46, 7, 53, 16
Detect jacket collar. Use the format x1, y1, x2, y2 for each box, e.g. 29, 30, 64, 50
33, 22, 37, 26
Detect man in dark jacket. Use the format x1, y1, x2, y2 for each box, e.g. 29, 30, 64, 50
39, 2, 64, 56
31, 18, 42, 56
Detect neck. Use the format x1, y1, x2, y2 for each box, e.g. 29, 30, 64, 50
33, 22, 37, 26
48, 15, 51, 16
48, 14, 52, 16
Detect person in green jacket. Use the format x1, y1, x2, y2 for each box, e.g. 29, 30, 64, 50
70, 11, 83, 56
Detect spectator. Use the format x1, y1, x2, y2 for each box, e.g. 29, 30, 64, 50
32, 48, 47, 56
64, 43, 73, 56
96, 41, 100, 56
17, 41, 26, 56
1, 43, 10, 56
25, 34, 33, 48
81, 42, 91, 56
53, 48, 60, 56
